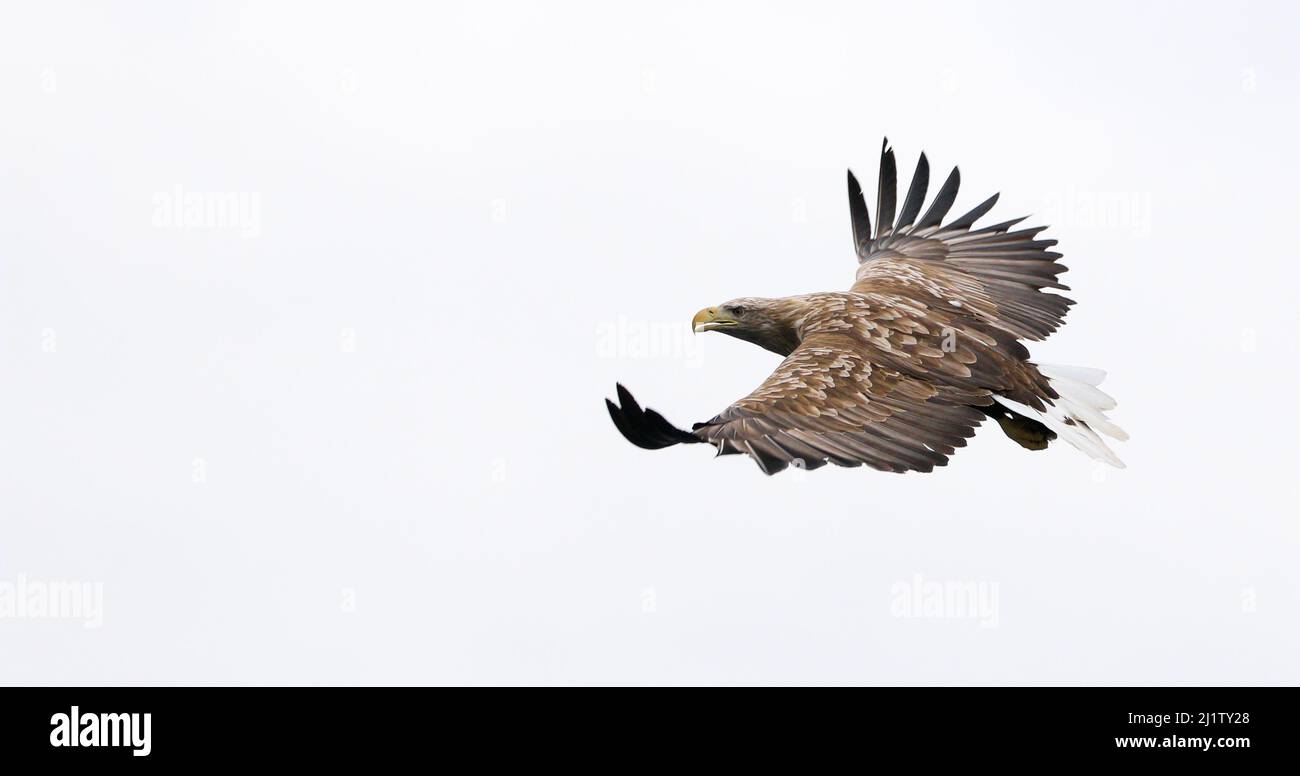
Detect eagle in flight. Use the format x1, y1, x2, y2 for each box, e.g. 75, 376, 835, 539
606, 141, 1127, 475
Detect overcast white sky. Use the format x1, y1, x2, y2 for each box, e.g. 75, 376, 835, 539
2, 1, 1298, 685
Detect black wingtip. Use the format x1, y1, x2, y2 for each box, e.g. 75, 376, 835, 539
946, 191, 1000, 231
615, 382, 640, 415
875, 140, 898, 239
916, 165, 961, 229
847, 168, 871, 257
606, 384, 701, 450
896, 151, 930, 230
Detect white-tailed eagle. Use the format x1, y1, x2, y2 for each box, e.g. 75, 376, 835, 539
607, 141, 1126, 475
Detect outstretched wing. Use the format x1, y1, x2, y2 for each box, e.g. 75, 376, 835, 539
846, 140, 1072, 341
606, 333, 988, 475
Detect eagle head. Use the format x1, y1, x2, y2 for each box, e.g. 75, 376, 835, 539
692, 297, 802, 356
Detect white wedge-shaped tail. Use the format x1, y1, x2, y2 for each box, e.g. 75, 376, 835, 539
994, 363, 1127, 468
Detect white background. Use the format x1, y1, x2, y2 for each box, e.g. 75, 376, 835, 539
2, 1, 1297, 685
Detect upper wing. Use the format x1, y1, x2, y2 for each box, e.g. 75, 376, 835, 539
846, 140, 1072, 341
607, 333, 988, 475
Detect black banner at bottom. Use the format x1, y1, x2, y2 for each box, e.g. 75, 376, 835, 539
0, 687, 1288, 764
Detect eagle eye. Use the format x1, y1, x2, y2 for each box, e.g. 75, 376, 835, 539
731, 305, 748, 316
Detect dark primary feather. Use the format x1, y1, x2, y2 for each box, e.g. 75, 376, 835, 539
946, 192, 1000, 231
916, 166, 960, 229
874, 138, 897, 238
847, 169, 871, 257
896, 152, 929, 229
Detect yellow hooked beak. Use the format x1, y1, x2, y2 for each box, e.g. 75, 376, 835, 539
692, 306, 738, 333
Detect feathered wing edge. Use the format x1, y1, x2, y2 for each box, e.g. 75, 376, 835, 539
844, 141, 1125, 465
607, 322, 999, 477
848, 139, 1074, 342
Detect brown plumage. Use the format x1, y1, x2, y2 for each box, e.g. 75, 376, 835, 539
607, 140, 1127, 474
